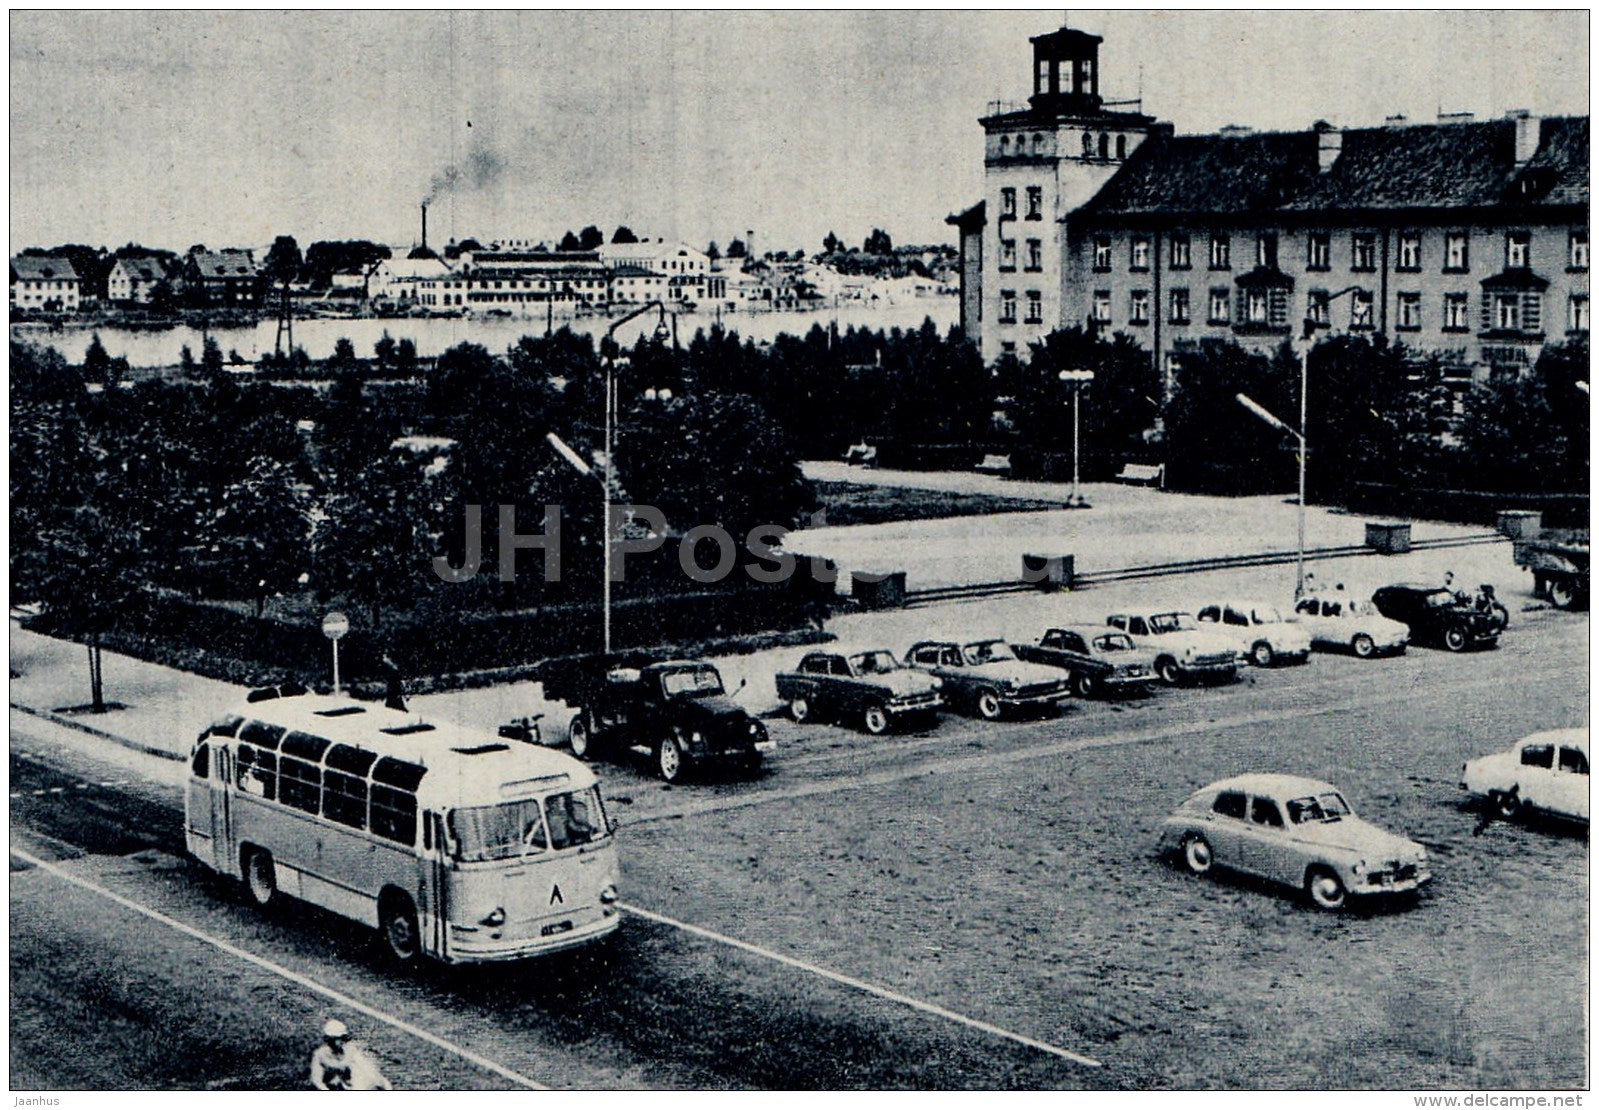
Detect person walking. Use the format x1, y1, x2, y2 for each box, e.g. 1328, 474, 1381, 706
310, 1018, 392, 1091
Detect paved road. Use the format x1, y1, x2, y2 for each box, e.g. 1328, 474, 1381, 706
10, 605, 1588, 1089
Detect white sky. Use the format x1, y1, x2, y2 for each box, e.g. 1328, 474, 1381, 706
8, 9, 1590, 255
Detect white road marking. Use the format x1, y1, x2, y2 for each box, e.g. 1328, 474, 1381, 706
621, 900, 1102, 1068
10, 847, 551, 1091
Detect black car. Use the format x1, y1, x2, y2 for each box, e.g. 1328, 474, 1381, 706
567, 660, 774, 783
1370, 584, 1502, 652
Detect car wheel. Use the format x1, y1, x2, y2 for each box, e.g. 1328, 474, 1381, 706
1305, 866, 1347, 911
243, 847, 276, 909
974, 688, 1003, 721
1444, 626, 1469, 652
380, 891, 421, 963
1072, 671, 1097, 698
788, 695, 811, 723
657, 731, 687, 783
1156, 657, 1182, 686
569, 713, 594, 760
862, 703, 890, 735
1250, 641, 1274, 667
1493, 786, 1522, 821
1351, 633, 1375, 659
1182, 835, 1213, 875
1549, 579, 1577, 610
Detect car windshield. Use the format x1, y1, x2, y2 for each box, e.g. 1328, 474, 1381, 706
1424, 590, 1457, 608
1285, 792, 1352, 824
448, 786, 608, 861
1093, 633, 1135, 653
849, 651, 900, 675
963, 640, 1016, 665
1149, 613, 1198, 633
1251, 606, 1285, 624
660, 667, 724, 697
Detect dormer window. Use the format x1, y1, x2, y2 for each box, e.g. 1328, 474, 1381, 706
1506, 230, 1530, 268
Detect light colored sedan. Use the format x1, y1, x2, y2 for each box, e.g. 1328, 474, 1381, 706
1159, 773, 1432, 910
1461, 728, 1589, 823
1291, 594, 1409, 658
1195, 600, 1312, 666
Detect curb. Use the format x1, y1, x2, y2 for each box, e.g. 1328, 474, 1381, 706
10, 702, 186, 762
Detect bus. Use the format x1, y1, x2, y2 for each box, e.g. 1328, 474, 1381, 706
184, 686, 622, 963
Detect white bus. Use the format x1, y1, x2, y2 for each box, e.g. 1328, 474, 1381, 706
185, 687, 622, 963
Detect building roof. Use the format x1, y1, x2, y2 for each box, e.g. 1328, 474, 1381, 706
190, 249, 258, 279
11, 255, 79, 282
113, 257, 170, 283
1077, 115, 1588, 222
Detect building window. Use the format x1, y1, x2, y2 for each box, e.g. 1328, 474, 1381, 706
1256, 233, 1279, 269
1482, 289, 1542, 334
999, 290, 1017, 323
1129, 289, 1150, 324
1443, 292, 1470, 332
1490, 291, 1520, 331
1098, 133, 1109, 159
1169, 233, 1191, 270
1306, 232, 1330, 272
1397, 233, 1421, 272
1208, 287, 1230, 324
1025, 290, 1043, 323
1001, 341, 1017, 357
1506, 230, 1530, 268
1570, 294, 1590, 333
1444, 231, 1469, 272
999, 239, 1016, 271
1169, 287, 1190, 324
1396, 292, 1422, 331
1093, 236, 1112, 272
1210, 233, 1231, 271
1351, 233, 1376, 272
1092, 290, 1112, 323
1245, 289, 1269, 325
1569, 232, 1589, 271
1025, 186, 1043, 220
999, 135, 1010, 155
1307, 289, 1330, 327
1116, 134, 1127, 160
1351, 290, 1374, 329
1001, 188, 1016, 219
1081, 132, 1094, 157
1130, 236, 1150, 271
1025, 238, 1042, 272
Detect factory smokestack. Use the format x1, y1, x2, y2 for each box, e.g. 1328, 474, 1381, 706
421, 203, 429, 251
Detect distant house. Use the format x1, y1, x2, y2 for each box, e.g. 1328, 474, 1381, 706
10, 255, 80, 312
328, 267, 370, 296
107, 256, 173, 304
598, 241, 711, 302
369, 255, 454, 302
182, 249, 261, 306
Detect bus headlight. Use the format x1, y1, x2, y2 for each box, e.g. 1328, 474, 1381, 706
480, 907, 506, 926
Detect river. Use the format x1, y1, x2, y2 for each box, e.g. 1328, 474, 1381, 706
11, 299, 958, 369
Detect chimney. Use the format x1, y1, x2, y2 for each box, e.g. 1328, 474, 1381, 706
421, 203, 429, 250
1507, 109, 1539, 166
1313, 120, 1342, 173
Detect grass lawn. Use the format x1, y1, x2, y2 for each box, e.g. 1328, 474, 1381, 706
808, 479, 1067, 528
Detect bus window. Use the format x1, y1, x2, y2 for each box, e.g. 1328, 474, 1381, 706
191, 743, 210, 779
239, 720, 284, 750
278, 756, 321, 815
236, 744, 278, 800
371, 785, 418, 844
545, 788, 605, 850
322, 745, 376, 830
448, 798, 549, 862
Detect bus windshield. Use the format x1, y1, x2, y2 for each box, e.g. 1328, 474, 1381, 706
448, 786, 608, 862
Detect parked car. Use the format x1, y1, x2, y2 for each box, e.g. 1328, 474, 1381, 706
567, 660, 774, 783
1105, 611, 1239, 686
902, 639, 1069, 719
1193, 600, 1312, 666
1371, 583, 1502, 652
1461, 728, 1589, 824
1012, 626, 1159, 698
1159, 773, 1432, 910
775, 648, 943, 734
1291, 593, 1409, 658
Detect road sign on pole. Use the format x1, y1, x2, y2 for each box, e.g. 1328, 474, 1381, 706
322, 611, 349, 694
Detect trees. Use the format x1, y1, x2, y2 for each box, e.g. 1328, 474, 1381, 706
612, 226, 639, 244
864, 228, 894, 256
1006, 327, 1159, 479
1162, 339, 1298, 494
822, 231, 842, 255
577, 225, 605, 250
557, 230, 582, 252
726, 238, 747, 259
706, 241, 721, 262
208, 455, 314, 616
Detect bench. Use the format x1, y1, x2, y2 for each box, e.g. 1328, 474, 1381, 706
1115, 463, 1165, 488
975, 453, 1012, 476
844, 443, 877, 466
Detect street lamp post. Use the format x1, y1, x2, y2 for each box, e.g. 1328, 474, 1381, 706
1058, 368, 1096, 508
552, 301, 673, 655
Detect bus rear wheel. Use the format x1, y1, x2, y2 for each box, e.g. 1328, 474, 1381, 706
243, 847, 277, 909
380, 891, 420, 963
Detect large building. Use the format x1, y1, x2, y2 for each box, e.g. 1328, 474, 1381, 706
10, 254, 80, 312
951, 24, 1589, 386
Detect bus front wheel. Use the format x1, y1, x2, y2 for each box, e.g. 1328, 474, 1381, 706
380, 890, 420, 963
243, 847, 277, 909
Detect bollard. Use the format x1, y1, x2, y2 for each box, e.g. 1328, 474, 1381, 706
851, 570, 907, 609
1022, 553, 1075, 592
1496, 509, 1543, 539
1365, 521, 1412, 555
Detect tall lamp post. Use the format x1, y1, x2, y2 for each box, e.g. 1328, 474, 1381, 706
550, 300, 672, 655
1058, 368, 1096, 508
1236, 286, 1363, 598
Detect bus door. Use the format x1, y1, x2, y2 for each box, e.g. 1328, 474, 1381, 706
211, 745, 234, 872
185, 741, 234, 872
419, 811, 450, 959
